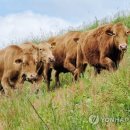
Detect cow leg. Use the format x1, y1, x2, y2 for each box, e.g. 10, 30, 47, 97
75, 44, 85, 80
73, 64, 87, 80
100, 57, 116, 71
1, 76, 12, 96
94, 66, 101, 76
0, 83, 4, 95
43, 63, 49, 82
100, 50, 116, 71
46, 68, 52, 91
81, 64, 87, 77
64, 55, 76, 74
64, 56, 80, 81
54, 71, 60, 88
43, 63, 52, 91
44, 63, 53, 83
0, 83, 3, 91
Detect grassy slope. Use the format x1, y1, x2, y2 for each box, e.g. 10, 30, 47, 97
0, 15, 130, 130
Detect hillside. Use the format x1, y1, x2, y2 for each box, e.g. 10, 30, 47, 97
0, 14, 130, 130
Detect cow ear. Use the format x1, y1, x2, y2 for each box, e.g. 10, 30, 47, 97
127, 30, 130, 35
51, 42, 56, 47
106, 29, 115, 36
15, 58, 23, 64
73, 37, 79, 42
32, 44, 38, 50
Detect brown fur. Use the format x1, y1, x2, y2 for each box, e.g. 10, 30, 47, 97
36, 42, 55, 86
45, 31, 86, 89
0, 45, 37, 96
20, 42, 55, 91
38, 42, 55, 63
20, 41, 55, 64
76, 22, 130, 76
19, 42, 39, 63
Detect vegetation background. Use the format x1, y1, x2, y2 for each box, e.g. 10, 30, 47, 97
0, 13, 130, 130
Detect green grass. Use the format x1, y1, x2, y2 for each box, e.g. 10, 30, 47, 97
1, 13, 130, 130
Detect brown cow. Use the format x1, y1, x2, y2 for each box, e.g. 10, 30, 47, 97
19, 41, 55, 75
38, 42, 55, 63
0, 45, 38, 96
19, 41, 55, 91
75, 22, 130, 77
36, 42, 55, 81
45, 31, 87, 90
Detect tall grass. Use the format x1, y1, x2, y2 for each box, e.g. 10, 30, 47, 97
0, 13, 130, 130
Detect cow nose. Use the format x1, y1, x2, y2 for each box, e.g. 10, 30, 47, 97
119, 44, 127, 51
49, 57, 55, 62
30, 74, 38, 81
22, 73, 27, 80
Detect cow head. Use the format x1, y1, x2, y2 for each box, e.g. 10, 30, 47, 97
38, 42, 55, 63
106, 22, 130, 51
21, 43, 39, 67
15, 52, 38, 82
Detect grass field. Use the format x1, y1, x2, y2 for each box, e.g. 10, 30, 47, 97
0, 14, 130, 130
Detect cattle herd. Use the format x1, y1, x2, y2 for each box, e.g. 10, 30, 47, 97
0, 22, 130, 96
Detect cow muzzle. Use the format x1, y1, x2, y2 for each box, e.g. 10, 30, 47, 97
28, 74, 38, 82
119, 44, 127, 51
48, 56, 55, 63
22, 73, 38, 83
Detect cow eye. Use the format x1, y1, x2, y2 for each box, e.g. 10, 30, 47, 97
127, 30, 130, 35
106, 30, 116, 36
40, 48, 45, 51
15, 59, 22, 64
126, 32, 129, 36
